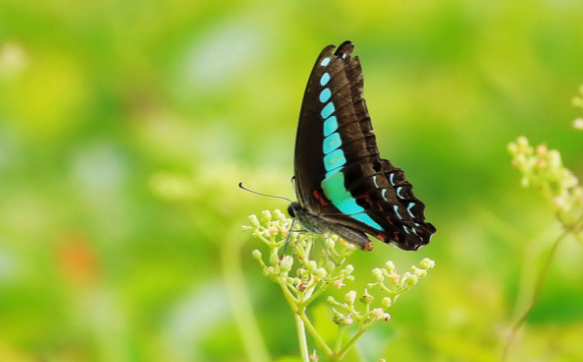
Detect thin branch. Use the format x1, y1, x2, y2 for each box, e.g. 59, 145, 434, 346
295, 313, 310, 362
502, 229, 569, 361
299, 310, 334, 357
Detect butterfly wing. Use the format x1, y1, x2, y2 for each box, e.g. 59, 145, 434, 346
294, 41, 436, 250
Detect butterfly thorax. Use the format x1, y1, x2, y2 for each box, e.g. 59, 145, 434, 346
288, 202, 374, 251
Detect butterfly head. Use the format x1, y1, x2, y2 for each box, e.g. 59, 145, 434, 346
287, 202, 301, 218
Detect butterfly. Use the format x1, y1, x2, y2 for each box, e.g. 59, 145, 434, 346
288, 41, 436, 251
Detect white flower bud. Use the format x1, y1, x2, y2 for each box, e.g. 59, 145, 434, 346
344, 290, 357, 305
252, 249, 262, 260
261, 210, 272, 224
372, 268, 384, 282
269, 252, 279, 266
419, 258, 435, 270
248, 214, 260, 227
280, 255, 293, 273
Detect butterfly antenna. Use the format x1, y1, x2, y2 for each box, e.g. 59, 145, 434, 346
238, 183, 293, 203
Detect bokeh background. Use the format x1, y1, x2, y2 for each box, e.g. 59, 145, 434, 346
1, 0, 583, 361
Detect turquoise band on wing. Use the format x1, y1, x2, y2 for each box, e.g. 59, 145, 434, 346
323, 149, 346, 171
321, 102, 335, 119
323, 116, 338, 137
316, 61, 380, 230
320, 73, 331, 86
319, 88, 332, 103
323, 133, 342, 154
321, 170, 382, 229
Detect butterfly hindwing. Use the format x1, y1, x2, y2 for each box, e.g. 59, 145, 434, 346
293, 41, 436, 251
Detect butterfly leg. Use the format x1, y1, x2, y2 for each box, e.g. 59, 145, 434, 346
280, 220, 302, 260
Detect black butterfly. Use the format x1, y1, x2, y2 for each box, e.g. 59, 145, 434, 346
288, 41, 436, 251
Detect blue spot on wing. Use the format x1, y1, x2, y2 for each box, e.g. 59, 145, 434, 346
323, 149, 346, 171
319, 88, 331, 103
323, 133, 342, 154
323, 116, 338, 137
407, 203, 416, 218
320, 57, 331, 66
320, 73, 331, 86
321, 102, 335, 119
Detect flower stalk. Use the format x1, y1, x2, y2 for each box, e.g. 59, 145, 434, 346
505, 89, 583, 360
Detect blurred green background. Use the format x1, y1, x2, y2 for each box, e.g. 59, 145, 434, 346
1, 0, 583, 361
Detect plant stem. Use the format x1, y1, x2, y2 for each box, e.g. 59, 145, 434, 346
337, 327, 366, 360
220, 227, 271, 362
334, 325, 346, 353
502, 230, 569, 361
299, 310, 334, 356
295, 311, 310, 362
304, 281, 328, 305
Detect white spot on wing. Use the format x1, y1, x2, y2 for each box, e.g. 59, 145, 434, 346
407, 203, 415, 218
393, 205, 402, 219
396, 187, 404, 199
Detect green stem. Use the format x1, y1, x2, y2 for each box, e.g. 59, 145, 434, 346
220, 227, 271, 362
334, 325, 346, 352
502, 230, 569, 361
336, 327, 366, 360
295, 312, 310, 362
279, 281, 300, 305
304, 281, 328, 305
299, 310, 334, 356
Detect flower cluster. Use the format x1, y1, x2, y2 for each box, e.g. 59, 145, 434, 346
327, 258, 435, 327
508, 137, 583, 225
244, 210, 356, 293
243, 209, 436, 361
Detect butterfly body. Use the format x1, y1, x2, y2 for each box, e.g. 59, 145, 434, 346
288, 202, 374, 251
291, 41, 436, 251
